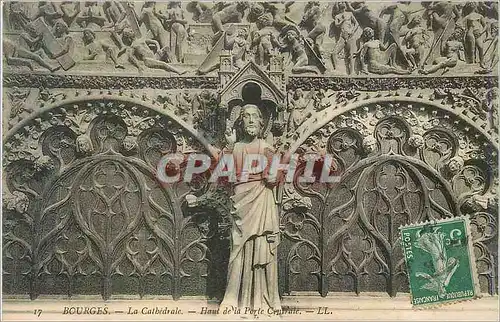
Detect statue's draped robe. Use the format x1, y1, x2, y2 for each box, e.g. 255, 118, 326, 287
220, 139, 281, 311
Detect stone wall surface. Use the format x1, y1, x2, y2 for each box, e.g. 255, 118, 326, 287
2, 1, 498, 302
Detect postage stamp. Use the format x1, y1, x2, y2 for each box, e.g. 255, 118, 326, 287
400, 216, 481, 308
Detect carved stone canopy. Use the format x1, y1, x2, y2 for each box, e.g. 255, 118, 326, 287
219, 61, 286, 106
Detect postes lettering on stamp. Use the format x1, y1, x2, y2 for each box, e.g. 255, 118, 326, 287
399, 216, 481, 308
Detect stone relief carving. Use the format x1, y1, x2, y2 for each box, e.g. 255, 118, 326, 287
2, 0, 498, 309
3, 1, 498, 76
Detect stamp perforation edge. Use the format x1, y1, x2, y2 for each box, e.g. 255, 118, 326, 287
398, 215, 482, 309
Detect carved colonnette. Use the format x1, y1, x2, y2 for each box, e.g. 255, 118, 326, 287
2, 1, 498, 300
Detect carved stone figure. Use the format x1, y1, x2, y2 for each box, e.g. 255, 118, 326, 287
330, 2, 358, 74
408, 134, 424, 149
76, 1, 107, 29
211, 2, 249, 37
5, 88, 33, 128
15, 19, 75, 71
299, 2, 326, 61
186, 1, 214, 23
423, 1, 460, 64
312, 89, 331, 111
197, 25, 249, 75
420, 28, 464, 75
217, 104, 281, 313
35, 1, 66, 27
359, 27, 410, 75
379, 2, 412, 46
4, 191, 30, 214
82, 29, 124, 69
175, 91, 194, 123
251, 9, 278, 67
51, 20, 75, 55
154, 2, 188, 63
482, 87, 499, 132
362, 135, 377, 154
122, 28, 186, 74
103, 1, 132, 53
76, 134, 93, 155
276, 27, 321, 74
3, 36, 59, 72
58, 1, 80, 27
346, 1, 387, 43
257, 1, 292, 31
139, 1, 170, 52
6, 1, 33, 30
122, 135, 138, 153
463, 2, 487, 68
402, 15, 430, 70
447, 156, 464, 175
287, 89, 312, 134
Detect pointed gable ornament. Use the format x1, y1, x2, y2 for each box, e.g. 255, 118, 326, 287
218, 61, 286, 106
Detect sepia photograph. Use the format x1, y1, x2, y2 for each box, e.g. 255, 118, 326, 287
1, 1, 498, 320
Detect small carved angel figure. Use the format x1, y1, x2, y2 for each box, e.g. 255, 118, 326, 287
287, 89, 312, 135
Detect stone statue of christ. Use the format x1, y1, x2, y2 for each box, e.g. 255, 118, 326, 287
217, 104, 282, 312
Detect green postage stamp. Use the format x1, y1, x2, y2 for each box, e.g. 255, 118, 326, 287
400, 216, 481, 307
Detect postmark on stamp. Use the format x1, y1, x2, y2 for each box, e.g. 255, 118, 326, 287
400, 216, 481, 308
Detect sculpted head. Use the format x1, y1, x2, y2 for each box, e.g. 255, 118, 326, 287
447, 156, 464, 174
286, 29, 299, 42
337, 2, 347, 12
293, 88, 304, 100
83, 29, 96, 44
237, 28, 248, 39
53, 21, 69, 38
122, 28, 136, 46
240, 104, 264, 138
362, 27, 375, 41
450, 27, 464, 42
76, 135, 93, 155
251, 3, 265, 17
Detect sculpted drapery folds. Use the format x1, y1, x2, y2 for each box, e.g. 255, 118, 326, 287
210, 104, 282, 313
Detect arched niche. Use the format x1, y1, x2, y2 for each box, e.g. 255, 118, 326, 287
278, 98, 498, 297
2, 96, 230, 300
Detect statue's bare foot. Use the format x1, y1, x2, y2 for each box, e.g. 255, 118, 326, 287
419, 68, 429, 75
115, 64, 125, 69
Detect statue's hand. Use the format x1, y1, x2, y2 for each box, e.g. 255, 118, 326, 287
225, 126, 237, 146
266, 234, 277, 243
